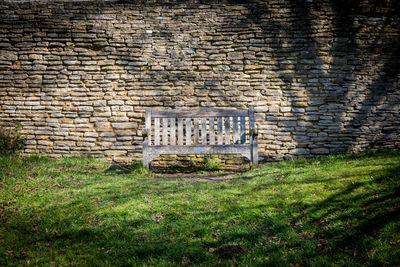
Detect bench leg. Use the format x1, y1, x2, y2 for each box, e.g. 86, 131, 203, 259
142, 151, 159, 169
251, 142, 258, 165
142, 156, 149, 168
251, 149, 258, 165
142, 148, 150, 168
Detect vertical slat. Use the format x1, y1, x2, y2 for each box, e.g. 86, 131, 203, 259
201, 118, 207, 144
209, 117, 215, 145
145, 108, 151, 145
224, 116, 230, 144
217, 117, 223, 144
185, 118, 191, 145
178, 118, 183, 145
240, 116, 246, 144
233, 116, 239, 144
170, 118, 176, 145
162, 118, 168, 145
194, 118, 199, 145
154, 118, 160, 145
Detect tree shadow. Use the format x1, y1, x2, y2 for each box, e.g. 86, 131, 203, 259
2, 0, 399, 160
105, 159, 147, 174
230, 0, 400, 157
293, 164, 400, 257
2, 3, 400, 264
2, 152, 400, 265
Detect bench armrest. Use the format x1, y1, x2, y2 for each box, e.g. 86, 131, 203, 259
142, 128, 149, 138
250, 127, 258, 137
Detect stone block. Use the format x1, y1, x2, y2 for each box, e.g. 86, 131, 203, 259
111, 122, 138, 129
104, 150, 127, 157
311, 148, 329, 155
78, 106, 93, 112
108, 100, 124, 106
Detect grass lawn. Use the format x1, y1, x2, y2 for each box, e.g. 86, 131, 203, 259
1, 151, 400, 266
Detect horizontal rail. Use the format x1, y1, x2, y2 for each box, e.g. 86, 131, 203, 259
143, 144, 252, 155
151, 108, 248, 118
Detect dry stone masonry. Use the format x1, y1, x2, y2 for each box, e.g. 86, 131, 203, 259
0, 0, 399, 161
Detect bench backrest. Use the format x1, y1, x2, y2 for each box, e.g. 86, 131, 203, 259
144, 107, 255, 146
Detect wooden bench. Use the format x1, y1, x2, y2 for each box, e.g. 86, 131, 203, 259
142, 106, 258, 168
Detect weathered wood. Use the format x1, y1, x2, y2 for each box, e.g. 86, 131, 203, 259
252, 129, 259, 164
240, 116, 246, 144
209, 118, 215, 145
145, 144, 251, 158
162, 118, 168, 145
152, 108, 248, 118
201, 118, 207, 144
217, 117, 223, 145
143, 107, 258, 168
233, 116, 239, 144
170, 118, 176, 145
144, 108, 151, 145
194, 118, 199, 145
224, 117, 230, 144
154, 117, 160, 146
142, 109, 152, 168
249, 107, 255, 130
185, 118, 191, 145
249, 106, 258, 164
177, 118, 183, 146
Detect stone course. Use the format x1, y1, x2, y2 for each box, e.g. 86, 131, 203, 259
0, 0, 399, 162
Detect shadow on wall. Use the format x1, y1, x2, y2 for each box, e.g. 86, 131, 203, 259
0, 0, 399, 159
234, 0, 400, 156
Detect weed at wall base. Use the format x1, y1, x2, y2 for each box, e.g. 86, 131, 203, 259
0, 124, 25, 155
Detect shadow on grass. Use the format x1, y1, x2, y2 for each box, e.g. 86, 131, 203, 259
105, 160, 150, 176
1, 151, 400, 265
294, 164, 400, 254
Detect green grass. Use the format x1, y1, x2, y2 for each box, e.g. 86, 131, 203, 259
1, 151, 400, 266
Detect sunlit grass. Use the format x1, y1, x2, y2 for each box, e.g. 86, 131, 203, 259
1, 151, 399, 266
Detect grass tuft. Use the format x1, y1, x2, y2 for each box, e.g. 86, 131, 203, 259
190, 155, 222, 173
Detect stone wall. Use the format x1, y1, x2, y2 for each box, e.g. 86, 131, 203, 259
0, 0, 399, 161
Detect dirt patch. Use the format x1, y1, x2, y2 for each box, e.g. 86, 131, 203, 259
214, 244, 247, 259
